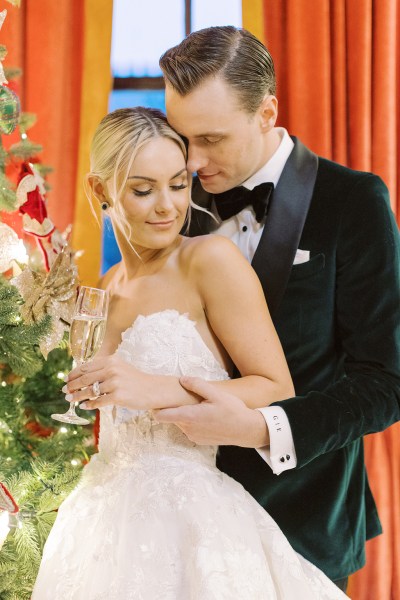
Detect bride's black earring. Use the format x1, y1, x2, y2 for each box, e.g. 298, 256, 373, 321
101, 201, 110, 211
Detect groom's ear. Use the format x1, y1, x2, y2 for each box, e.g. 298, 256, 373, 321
258, 94, 278, 133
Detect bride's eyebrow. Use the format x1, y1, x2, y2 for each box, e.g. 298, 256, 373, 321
170, 169, 187, 179
127, 176, 156, 182
128, 169, 187, 182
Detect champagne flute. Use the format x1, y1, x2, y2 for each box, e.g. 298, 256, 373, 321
52, 286, 109, 425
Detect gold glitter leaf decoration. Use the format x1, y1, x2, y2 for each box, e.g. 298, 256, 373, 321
11, 248, 78, 358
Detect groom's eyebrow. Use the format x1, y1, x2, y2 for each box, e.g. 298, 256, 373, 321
128, 169, 186, 181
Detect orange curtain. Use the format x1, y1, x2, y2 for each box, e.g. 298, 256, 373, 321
243, 1, 400, 598
2, 0, 84, 231
1, 0, 113, 284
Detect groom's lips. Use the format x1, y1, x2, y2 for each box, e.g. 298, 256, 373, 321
198, 172, 219, 182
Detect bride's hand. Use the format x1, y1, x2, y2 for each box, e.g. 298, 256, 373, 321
63, 355, 155, 411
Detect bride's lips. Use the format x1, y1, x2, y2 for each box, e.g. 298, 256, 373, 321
146, 219, 176, 230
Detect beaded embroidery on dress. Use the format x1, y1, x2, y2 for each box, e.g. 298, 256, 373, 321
32, 310, 348, 600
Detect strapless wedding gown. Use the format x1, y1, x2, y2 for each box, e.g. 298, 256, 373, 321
32, 310, 348, 600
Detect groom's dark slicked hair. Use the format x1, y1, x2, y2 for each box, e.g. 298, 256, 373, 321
159, 26, 276, 114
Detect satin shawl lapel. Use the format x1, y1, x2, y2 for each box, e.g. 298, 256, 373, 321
252, 138, 318, 318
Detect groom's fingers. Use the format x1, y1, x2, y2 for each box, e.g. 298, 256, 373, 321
178, 376, 219, 402
155, 377, 221, 424
154, 405, 199, 424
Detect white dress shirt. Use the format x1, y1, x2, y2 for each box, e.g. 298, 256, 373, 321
211, 128, 297, 475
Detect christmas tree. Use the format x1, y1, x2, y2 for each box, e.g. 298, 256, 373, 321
0, 5, 95, 598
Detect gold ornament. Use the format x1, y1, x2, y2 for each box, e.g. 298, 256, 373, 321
11, 248, 78, 358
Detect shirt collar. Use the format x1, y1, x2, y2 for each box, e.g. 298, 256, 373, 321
242, 128, 294, 190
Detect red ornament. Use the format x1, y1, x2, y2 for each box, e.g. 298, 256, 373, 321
25, 420, 55, 438
0, 482, 19, 515
16, 161, 55, 238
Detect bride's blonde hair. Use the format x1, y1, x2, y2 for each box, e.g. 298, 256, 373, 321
85, 107, 190, 249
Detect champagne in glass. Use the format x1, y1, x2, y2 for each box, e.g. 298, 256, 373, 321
69, 315, 107, 365
52, 286, 109, 425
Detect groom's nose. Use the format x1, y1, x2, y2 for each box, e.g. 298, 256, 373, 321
187, 144, 209, 174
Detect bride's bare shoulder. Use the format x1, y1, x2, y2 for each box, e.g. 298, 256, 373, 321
180, 234, 244, 268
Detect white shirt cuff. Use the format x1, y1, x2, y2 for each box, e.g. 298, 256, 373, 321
255, 406, 297, 474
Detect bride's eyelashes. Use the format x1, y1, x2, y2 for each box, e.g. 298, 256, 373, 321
133, 188, 152, 197
132, 183, 188, 197
170, 183, 188, 191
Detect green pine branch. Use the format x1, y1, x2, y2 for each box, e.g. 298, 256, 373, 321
0, 460, 85, 599
0, 276, 52, 377
0, 174, 17, 212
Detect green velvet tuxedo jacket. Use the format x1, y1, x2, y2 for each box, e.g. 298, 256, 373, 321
189, 137, 400, 581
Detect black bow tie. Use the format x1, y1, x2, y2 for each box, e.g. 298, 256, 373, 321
214, 182, 274, 223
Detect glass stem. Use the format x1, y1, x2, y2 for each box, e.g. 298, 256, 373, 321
67, 360, 84, 416
65, 402, 79, 417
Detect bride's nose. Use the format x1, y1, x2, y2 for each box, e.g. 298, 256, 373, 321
155, 189, 174, 213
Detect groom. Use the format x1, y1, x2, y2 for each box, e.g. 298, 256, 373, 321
157, 26, 400, 590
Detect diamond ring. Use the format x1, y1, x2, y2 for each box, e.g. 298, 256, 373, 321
91, 381, 101, 398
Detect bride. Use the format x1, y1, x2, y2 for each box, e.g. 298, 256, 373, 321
32, 107, 348, 599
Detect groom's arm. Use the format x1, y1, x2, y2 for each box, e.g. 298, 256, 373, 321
155, 376, 270, 448
271, 175, 400, 468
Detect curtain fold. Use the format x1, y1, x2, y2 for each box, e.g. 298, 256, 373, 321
243, 1, 399, 598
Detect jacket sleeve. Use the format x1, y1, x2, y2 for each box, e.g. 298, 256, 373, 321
272, 174, 400, 468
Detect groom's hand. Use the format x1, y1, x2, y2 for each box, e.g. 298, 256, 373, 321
155, 377, 270, 448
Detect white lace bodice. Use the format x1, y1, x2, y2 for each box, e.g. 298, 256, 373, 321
97, 310, 229, 469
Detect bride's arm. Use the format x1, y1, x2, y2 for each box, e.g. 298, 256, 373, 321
65, 236, 293, 414
191, 235, 294, 407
